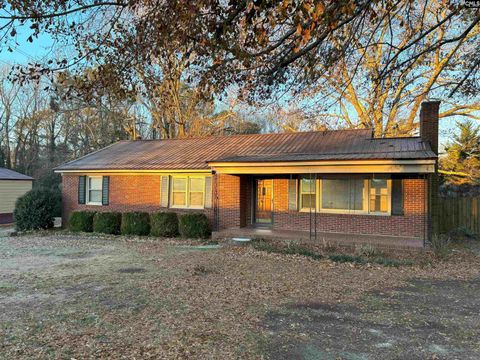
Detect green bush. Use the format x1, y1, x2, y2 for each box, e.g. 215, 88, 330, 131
121, 212, 150, 236
14, 188, 58, 231
34, 174, 62, 217
68, 211, 96, 232
150, 212, 179, 237
93, 212, 121, 234
179, 213, 210, 238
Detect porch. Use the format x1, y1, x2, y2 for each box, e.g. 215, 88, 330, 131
212, 227, 425, 250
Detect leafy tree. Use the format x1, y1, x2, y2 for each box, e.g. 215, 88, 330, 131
440, 121, 480, 185
0, 1, 478, 101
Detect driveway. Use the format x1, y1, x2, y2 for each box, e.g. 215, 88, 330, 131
0, 232, 479, 359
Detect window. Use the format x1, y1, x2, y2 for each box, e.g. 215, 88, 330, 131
320, 179, 366, 212
369, 179, 389, 214
297, 177, 391, 215
87, 176, 102, 205
189, 177, 205, 207
300, 177, 316, 210
172, 177, 187, 207
171, 176, 205, 208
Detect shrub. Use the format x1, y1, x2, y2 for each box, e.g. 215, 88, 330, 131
179, 213, 210, 238
14, 188, 58, 231
93, 212, 121, 234
68, 211, 96, 232
431, 234, 450, 259
121, 212, 150, 236
329, 254, 366, 264
358, 244, 383, 258
34, 173, 62, 217
448, 227, 478, 242
150, 212, 179, 237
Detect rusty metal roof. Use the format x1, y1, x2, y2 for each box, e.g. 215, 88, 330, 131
55, 129, 436, 171
0, 168, 33, 180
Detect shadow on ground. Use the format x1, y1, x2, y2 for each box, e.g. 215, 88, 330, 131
264, 277, 480, 360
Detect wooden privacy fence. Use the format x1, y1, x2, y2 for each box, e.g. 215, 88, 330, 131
438, 197, 480, 235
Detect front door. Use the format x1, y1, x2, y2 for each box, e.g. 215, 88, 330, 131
255, 179, 273, 225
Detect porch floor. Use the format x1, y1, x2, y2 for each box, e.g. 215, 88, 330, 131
212, 227, 425, 249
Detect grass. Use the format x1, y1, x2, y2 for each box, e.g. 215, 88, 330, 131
252, 240, 322, 260
328, 253, 413, 267
252, 240, 412, 267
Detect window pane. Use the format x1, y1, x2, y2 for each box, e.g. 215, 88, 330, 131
301, 194, 316, 209
351, 180, 365, 210
173, 178, 187, 191
89, 190, 102, 203
89, 177, 102, 190
173, 192, 186, 206
322, 179, 364, 211
189, 178, 204, 192
190, 192, 204, 206
370, 179, 388, 213
301, 178, 315, 193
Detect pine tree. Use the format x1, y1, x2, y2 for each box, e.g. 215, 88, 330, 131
440, 121, 480, 185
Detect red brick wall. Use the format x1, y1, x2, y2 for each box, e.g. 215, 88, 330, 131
271, 178, 427, 238
63, 174, 427, 239
61, 175, 214, 226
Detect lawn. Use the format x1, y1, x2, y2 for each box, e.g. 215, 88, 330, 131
1, 232, 479, 359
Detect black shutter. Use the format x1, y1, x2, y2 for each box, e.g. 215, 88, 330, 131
288, 178, 298, 211
391, 179, 404, 215
78, 175, 86, 204
102, 176, 110, 205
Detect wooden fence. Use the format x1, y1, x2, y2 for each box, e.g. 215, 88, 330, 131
438, 197, 480, 235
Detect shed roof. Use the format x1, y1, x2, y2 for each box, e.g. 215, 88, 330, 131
0, 168, 33, 180
55, 129, 436, 171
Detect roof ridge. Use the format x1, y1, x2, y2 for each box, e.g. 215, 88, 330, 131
124, 128, 373, 142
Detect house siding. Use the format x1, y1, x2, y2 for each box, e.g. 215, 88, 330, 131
63, 173, 427, 241
215, 175, 427, 239
62, 175, 214, 226
0, 180, 33, 214
271, 178, 426, 238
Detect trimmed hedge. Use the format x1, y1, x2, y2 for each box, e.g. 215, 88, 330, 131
14, 188, 57, 231
121, 212, 150, 236
150, 212, 179, 237
68, 211, 96, 232
179, 213, 210, 239
93, 212, 121, 234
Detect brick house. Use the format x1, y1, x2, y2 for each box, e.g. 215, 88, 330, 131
55, 101, 440, 248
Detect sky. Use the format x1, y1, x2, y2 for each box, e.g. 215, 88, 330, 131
0, 20, 471, 153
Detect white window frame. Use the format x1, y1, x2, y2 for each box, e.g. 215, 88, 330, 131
86, 176, 103, 206
298, 178, 392, 215
170, 175, 205, 209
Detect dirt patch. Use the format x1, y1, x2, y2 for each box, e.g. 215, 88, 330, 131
265, 277, 480, 360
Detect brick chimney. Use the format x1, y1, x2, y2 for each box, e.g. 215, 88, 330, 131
420, 101, 440, 155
